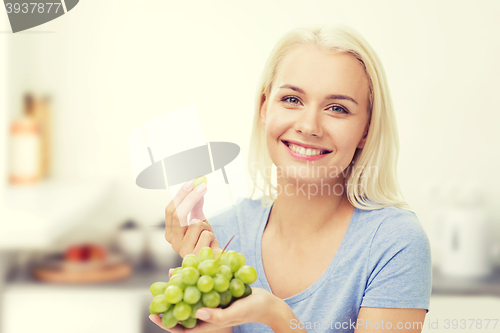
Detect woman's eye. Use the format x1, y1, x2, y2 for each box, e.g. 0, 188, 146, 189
282, 96, 301, 105
328, 105, 348, 114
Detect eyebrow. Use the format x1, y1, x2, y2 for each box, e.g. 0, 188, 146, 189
279, 84, 358, 105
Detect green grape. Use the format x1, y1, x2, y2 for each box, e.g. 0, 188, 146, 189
167, 274, 187, 290
190, 299, 204, 319
193, 176, 207, 189
229, 278, 245, 298
150, 282, 168, 296
164, 285, 183, 304
224, 251, 241, 273
213, 274, 230, 293
184, 253, 198, 261
162, 308, 179, 328
182, 267, 200, 285
217, 265, 233, 281
149, 302, 161, 315
146, 247, 258, 329
215, 251, 228, 264
219, 290, 232, 308
182, 255, 199, 269
237, 253, 246, 267
226, 298, 237, 308
201, 290, 220, 308
196, 275, 214, 293
198, 247, 214, 262
150, 294, 169, 313
198, 259, 217, 276
173, 301, 192, 321
168, 273, 182, 284
183, 285, 201, 304
242, 284, 252, 298
181, 317, 198, 328
235, 265, 258, 285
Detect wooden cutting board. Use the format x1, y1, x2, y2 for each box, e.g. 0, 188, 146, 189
33, 255, 133, 284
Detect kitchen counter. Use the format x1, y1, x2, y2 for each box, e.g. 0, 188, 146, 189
0, 179, 112, 333
6, 263, 500, 297
4, 261, 181, 292
5, 264, 500, 333
431, 266, 500, 297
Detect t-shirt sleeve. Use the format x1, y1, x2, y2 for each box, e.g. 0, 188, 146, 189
360, 210, 432, 313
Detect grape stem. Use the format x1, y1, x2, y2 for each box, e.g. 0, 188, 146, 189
214, 231, 238, 264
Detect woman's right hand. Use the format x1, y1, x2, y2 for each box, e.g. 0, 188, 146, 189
164, 180, 221, 258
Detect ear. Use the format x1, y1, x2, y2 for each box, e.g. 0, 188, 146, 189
259, 94, 268, 129
357, 124, 369, 149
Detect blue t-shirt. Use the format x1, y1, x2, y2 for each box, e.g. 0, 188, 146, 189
209, 197, 432, 332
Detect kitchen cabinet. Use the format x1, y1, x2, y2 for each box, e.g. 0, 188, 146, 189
0, 179, 112, 333
423, 296, 500, 333
2, 265, 500, 333
432, 266, 500, 297
424, 267, 500, 332
2, 287, 144, 333
1, 266, 179, 333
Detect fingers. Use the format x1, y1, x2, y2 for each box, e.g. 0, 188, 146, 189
169, 209, 188, 252
173, 319, 224, 333
192, 230, 216, 256
163, 178, 218, 261
166, 181, 195, 231
210, 234, 221, 253
175, 182, 207, 227
148, 315, 183, 332
177, 220, 212, 257
165, 180, 207, 249
190, 195, 206, 222
164, 200, 186, 244
172, 181, 194, 208
193, 307, 239, 328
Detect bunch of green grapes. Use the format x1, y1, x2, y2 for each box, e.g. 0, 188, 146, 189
148, 247, 258, 329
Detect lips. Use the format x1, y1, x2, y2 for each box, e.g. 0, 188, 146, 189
281, 140, 332, 154
282, 141, 330, 161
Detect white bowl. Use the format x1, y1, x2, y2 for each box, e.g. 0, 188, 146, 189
148, 228, 181, 269
117, 229, 146, 266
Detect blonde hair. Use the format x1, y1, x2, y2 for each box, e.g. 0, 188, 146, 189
247, 24, 411, 211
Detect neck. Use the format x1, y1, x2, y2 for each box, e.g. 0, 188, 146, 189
267, 176, 350, 247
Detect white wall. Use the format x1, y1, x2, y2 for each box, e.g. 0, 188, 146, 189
0, 6, 10, 205
2, 0, 500, 261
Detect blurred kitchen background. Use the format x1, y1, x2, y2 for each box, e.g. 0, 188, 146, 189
1, 1, 500, 332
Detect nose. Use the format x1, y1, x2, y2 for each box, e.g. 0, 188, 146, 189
294, 106, 323, 137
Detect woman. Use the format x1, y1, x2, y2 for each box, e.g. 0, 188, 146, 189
151, 24, 432, 332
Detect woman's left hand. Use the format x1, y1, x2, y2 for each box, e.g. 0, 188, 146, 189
149, 287, 281, 332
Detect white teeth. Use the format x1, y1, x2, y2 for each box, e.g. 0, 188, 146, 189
287, 143, 326, 156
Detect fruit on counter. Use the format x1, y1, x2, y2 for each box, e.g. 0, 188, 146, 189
148, 246, 258, 329
64, 244, 107, 262
65, 246, 83, 262
193, 175, 207, 189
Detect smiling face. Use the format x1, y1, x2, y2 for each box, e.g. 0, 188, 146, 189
260, 43, 370, 186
